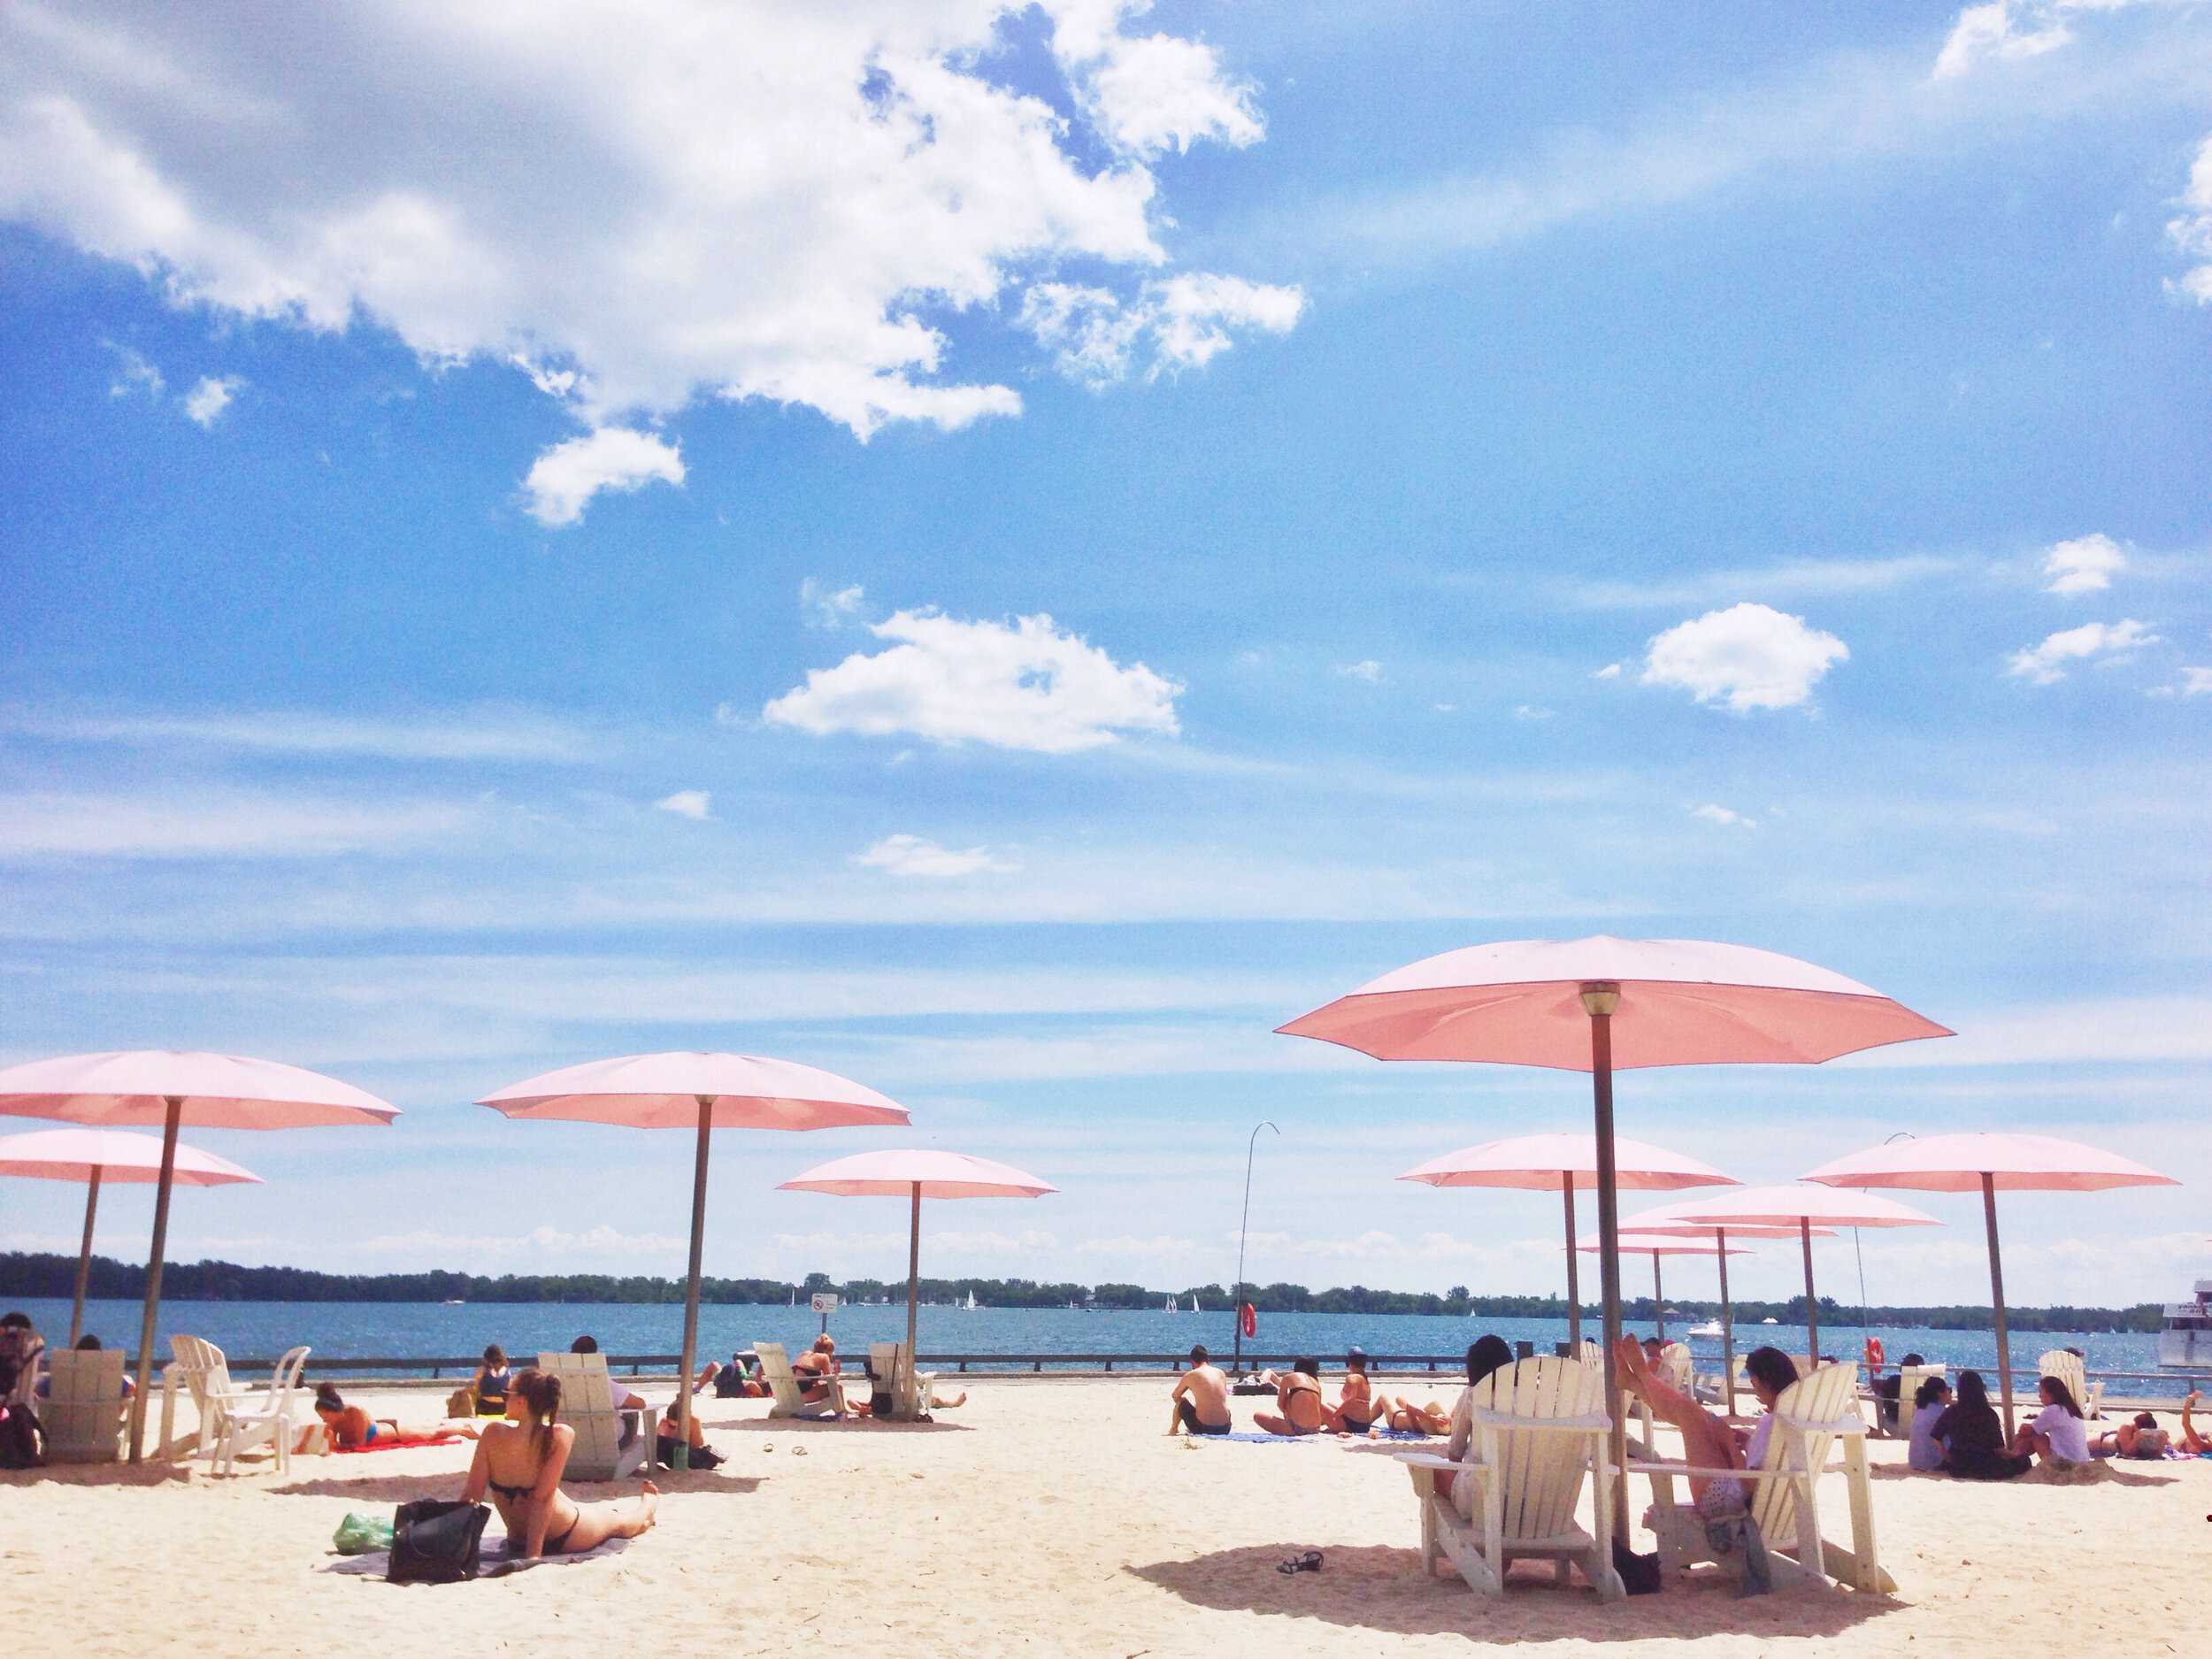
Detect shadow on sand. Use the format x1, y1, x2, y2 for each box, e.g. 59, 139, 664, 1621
1867, 1462, 2175, 1489
267, 1470, 761, 1502
1127, 1543, 1899, 1645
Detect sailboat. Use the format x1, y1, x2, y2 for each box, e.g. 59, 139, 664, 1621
964, 1290, 979, 1310
1164, 1294, 1177, 1313
1188, 1294, 1200, 1314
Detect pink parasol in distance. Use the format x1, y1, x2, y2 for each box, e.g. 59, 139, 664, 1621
0, 1128, 261, 1348
1280, 935, 1949, 1533
1576, 1228, 1761, 1345
1804, 1132, 2177, 1432
479, 1053, 910, 1460
0, 1050, 397, 1461
779, 1150, 1055, 1416
1398, 1132, 1737, 1348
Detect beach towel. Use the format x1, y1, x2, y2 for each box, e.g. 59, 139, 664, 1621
333, 1432, 465, 1455
324, 1532, 629, 1578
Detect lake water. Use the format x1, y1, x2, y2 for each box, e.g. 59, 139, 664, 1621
23, 1298, 2190, 1394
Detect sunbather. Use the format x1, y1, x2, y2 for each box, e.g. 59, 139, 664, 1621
714, 1352, 766, 1399
569, 1335, 718, 1460
462, 1367, 659, 1558
1168, 1343, 1232, 1435
1253, 1356, 1328, 1435
2093, 1411, 2170, 1459
2009, 1375, 2091, 1465
1930, 1371, 2030, 1480
1613, 1335, 1799, 1512
312, 1382, 482, 1448
790, 1333, 855, 1419
1329, 1346, 1388, 1432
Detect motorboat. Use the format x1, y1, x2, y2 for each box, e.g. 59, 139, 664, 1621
1686, 1319, 1726, 1340
2160, 1281, 2212, 1368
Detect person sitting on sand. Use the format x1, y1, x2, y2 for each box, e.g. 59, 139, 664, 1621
472, 1344, 511, 1417
2093, 1411, 2170, 1459
1931, 1371, 2031, 1480
1908, 1376, 1952, 1471
462, 1367, 660, 1558
1169, 1343, 1233, 1436
569, 1335, 720, 1463
2010, 1375, 2091, 1466
714, 1351, 765, 1399
1329, 1346, 1390, 1432
1253, 1356, 1328, 1436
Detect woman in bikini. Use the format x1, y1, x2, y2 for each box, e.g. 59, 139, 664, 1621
461, 1368, 659, 1558
1254, 1356, 1328, 1436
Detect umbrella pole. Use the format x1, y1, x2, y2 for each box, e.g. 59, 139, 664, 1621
904, 1181, 922, 1419
674, 1097, 713, 1473
1580, 984, 1626, 1544
1561, 1173, 1580, 1350
127, 1097, 180, 1464
71, 1165, 102, 1347
1801, 1217, 1819, 1368
1654, 1255, 1664, 1344
1717, 1227, 1736, 1417
1982, 1171, 2014, 1437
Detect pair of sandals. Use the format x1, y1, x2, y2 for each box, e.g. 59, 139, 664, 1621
1276, 1550, 1323, 1575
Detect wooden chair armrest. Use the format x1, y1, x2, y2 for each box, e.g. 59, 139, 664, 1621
1468, 1410, 1613, 1432
1633, 1461, 1847, 1480
1394, 1451, 1460, 1471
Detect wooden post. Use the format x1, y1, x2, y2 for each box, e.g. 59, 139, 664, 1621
127, 1098, 181, 1463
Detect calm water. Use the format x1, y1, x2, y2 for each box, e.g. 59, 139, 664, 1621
23, 1298, 2189, 1393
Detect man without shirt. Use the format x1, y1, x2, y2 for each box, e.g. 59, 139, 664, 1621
1169, 1344, 1233, 1436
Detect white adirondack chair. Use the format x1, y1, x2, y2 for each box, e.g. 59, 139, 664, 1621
868, 1341, 941, 1420
756, 1341, 848, 1420
1396, 1356, 1624, 1601
212, 1346, 311, 1476
1642, 1360, 1893, 1594
42, 1347, 127, 1464
2038, 1350, 2101, 1421
535, 1351, 654, 1481
159, 1334, 248, 1461
1659, 1343, 1694, 1393
1873, 1363, 1946, 1439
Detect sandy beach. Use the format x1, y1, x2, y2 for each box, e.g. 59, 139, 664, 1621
5, 1375, 2201, 1657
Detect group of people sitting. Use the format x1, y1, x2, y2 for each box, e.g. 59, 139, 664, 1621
1901, 1367, 2203, 1477
1168, 1339, 1515, 1439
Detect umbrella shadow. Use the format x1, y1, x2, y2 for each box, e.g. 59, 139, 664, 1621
1866, 1463, 2176, 1489
267, 1471, 761, 1501
1125, 1543, 1897, 1643
749, 1417, 972, 1435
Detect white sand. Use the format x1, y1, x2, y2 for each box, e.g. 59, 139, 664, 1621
7, 1378, 2202, 1656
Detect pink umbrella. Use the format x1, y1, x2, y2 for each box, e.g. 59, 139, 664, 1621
1280, 935, 1949, 1532
1804, 1132, 2177, 1432
1397, 1132, 1737, 1348
779, 1148, 1056, 1412
1621, 1185, 1939, 1378
1576, 1229, 1755, 1345
479, 1052, 910, 1461
0, 1049, 397, 1460
0, 1129, 261, 1348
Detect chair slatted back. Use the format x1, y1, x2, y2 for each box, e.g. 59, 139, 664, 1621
42, 1348, 127, 1463
535, 1351, 627, 1479
168, 1334, 234, 1440
1471, 1356, 1607, 1546
2037, 1350, 2087, 1411
1747, 1362, 1858, 1540
1660, 1343, 1694, 1393
753, 1341, 805, 1416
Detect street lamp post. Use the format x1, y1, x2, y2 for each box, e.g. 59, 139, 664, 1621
1231, 1121, 1278, 1376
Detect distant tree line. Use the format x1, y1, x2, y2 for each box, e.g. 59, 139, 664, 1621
0, 1253, 2163, 1333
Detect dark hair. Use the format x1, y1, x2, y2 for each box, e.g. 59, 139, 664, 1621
512, 1367, 562, 1463
75, 1333, 102, 1351
1955, 1371, 1991, 1409
1188, 1344, 1209, 1365
570, 1334, 598, 1354
483, 1343, 506, 1368
2039, 1375, 2083, 1418
1914, 1376, 1951, 1409
1743, 1347, 1798, 1398
0, 1312, 29, 1329
1293, 1355, 1319, 1379
2135, 1412, 2158, 1430
1900, 1353, 1924, 1368
1467, 1334, 1514, 1386
314, 1382, 345, 1412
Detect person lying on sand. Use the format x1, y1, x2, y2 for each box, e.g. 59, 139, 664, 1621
1253, 1356, 1327, 1435
1329, 1346, 1390, 1432
2178, 1391, 2212, 1455
1169, 1343, 1232, 1436
462, 1368, 659, 1558
2008, 1375, 2091, 1466
569, 1335, 720, 1463
2093, 1411, 2171, 1459
311, 1382, 481, 1448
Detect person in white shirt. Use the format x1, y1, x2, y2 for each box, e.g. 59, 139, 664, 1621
1907, 1376, 1952, 1471
2010, 1374, 2091, 1465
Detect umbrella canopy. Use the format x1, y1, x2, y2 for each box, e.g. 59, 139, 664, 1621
479, 1052, 910, 1462
0, 1129, 261, 1347
1399, 1132, 1737, 1347
1805, 1133, 2176, 1432
780, 1150, 1055, 1417
1280, 934, 1949, 1538
1576, 1229, 1755, 1346
0, 1050, 396, 1461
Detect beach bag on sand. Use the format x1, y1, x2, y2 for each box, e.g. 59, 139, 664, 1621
334, 1512, 395, 1555
0, 1400, 41, 1470
445, 1385, 477, 1419
388, 1499, 490, 1584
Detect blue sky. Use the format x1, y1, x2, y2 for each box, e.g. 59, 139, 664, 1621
1, 1, 2208, 1310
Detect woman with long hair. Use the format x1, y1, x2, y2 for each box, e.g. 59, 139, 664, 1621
1930, 1370, 2031, 1480
461, 1368, 659, 1557
1427, 1334, 1522, 1510
2011, 1373, 2091, 1465
472, 1344, 511, 1417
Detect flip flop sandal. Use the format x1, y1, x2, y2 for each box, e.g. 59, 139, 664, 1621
1276, 1551, 1323, 1575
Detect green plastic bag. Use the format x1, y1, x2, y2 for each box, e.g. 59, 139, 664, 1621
334, 1511, 395, 1555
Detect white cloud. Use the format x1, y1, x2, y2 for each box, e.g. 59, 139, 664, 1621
0, 790, 473, 859
104, 342, 162, 399
653, 790, 711, 820
1513, 704, 1555, 721
1641, 603, 1849, 711
359, 1223, 686, 1258
521, 427, 684, 527
2041, 532, 2127, 595
180, 373, 240, 426
1593, 663, 1622, 680
0, 3, 1287, 485
1931, 2, 2079, 81
1692, 803, 1757, 829
2007, 618, 2159, 684
1021, 273, 1302, 386
2182, 666, 2212, 695
2168, 133, 2212, 303
800, 579, 865, 628
12, 707, 596, 763
854, 833, 1006, 878
1335, 659, 1382, 683
762, 609, 1180, 753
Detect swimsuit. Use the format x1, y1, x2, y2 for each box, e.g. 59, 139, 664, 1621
488, 1476, 579, 1554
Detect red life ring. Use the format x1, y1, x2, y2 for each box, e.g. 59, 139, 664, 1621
1863, 1336, 1885, 1370
1240, 1302, 1257, 1339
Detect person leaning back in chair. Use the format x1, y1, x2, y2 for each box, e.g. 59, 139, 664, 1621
1168, 1344, 1232, 1436
569, 1335, 723, 1468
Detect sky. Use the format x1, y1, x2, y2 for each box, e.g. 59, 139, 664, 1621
0, 0, 2208, 1312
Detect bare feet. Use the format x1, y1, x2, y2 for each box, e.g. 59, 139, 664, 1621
638, 1481, 660, 1528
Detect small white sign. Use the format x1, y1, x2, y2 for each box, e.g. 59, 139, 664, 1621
810, 1293, 840, 1314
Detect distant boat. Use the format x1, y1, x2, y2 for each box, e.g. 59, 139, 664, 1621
1761, 1317, 1778, 1325
964, 1291, 979, 1311
442, 1299, 465, 1306
1687, 1319, 1725, 1339
1164, 1295, 1177, 1312
1189, 1295, 1200, 1314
